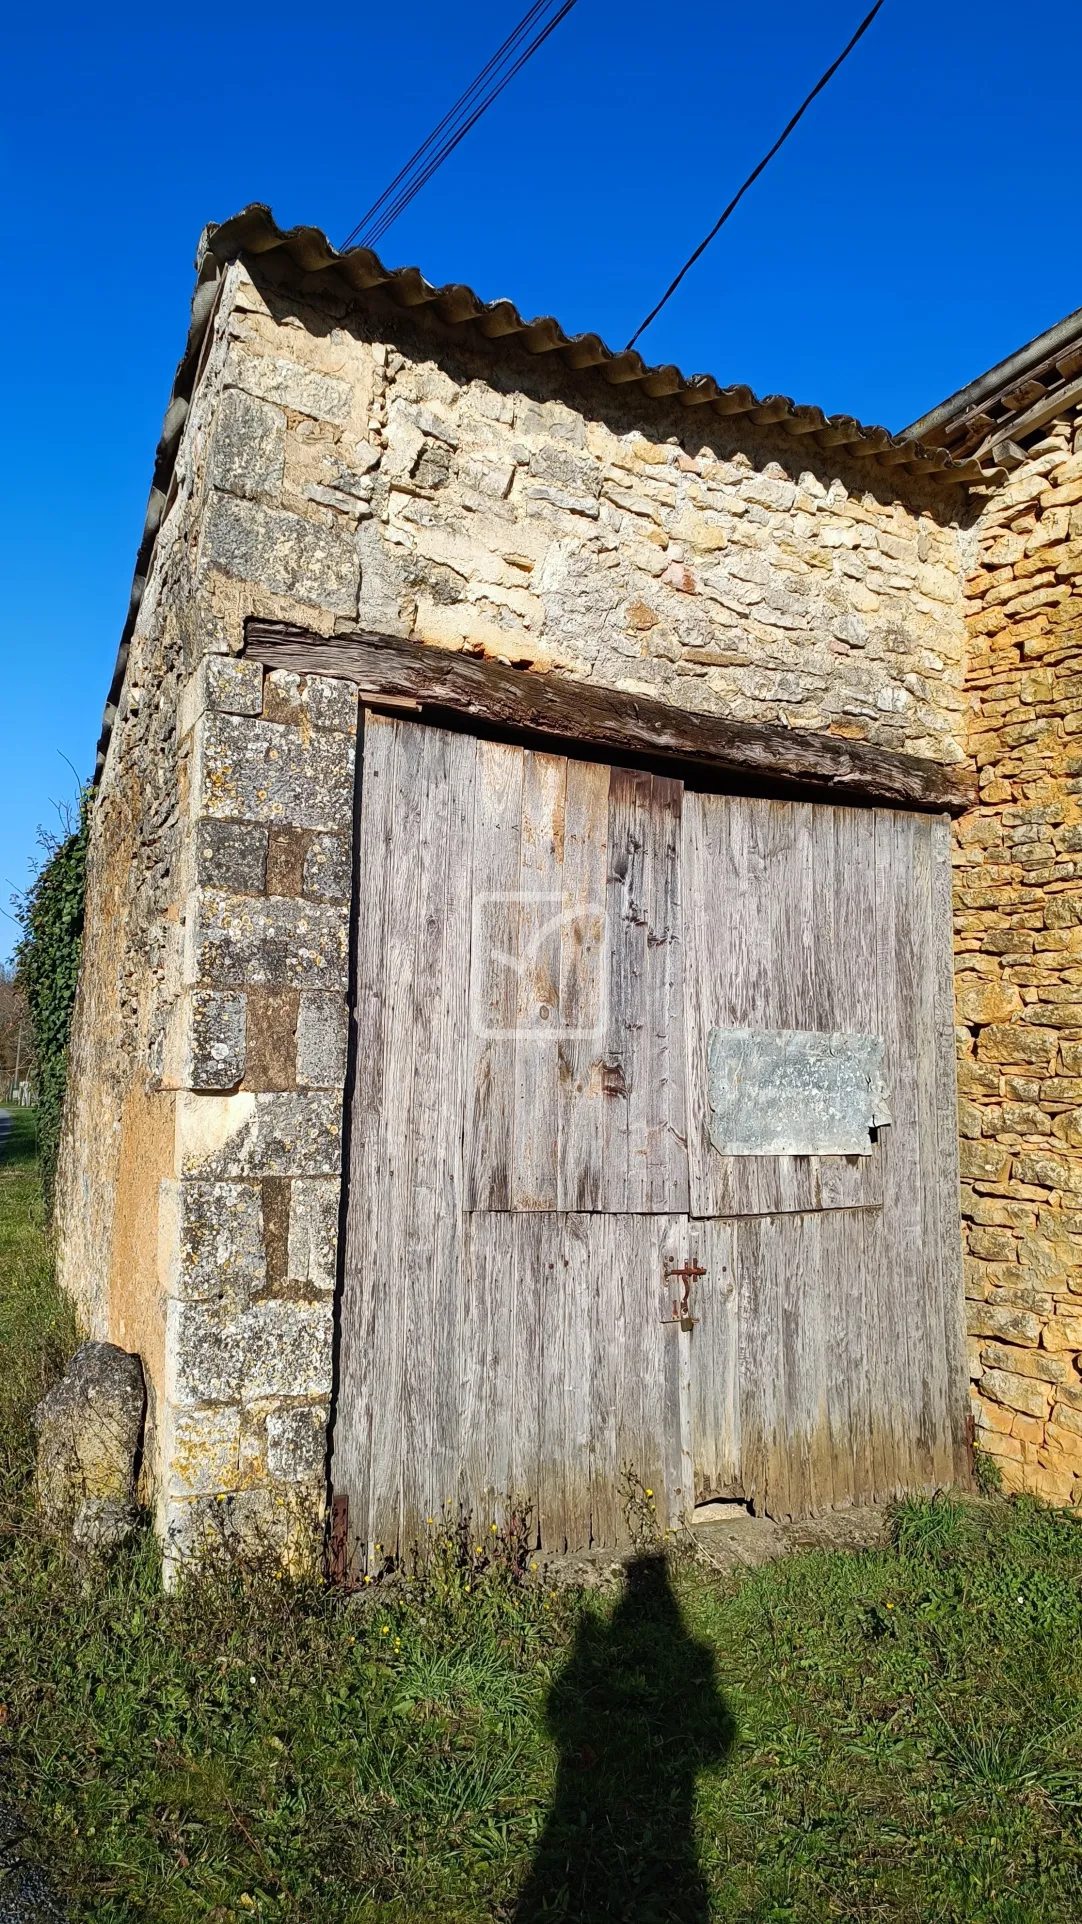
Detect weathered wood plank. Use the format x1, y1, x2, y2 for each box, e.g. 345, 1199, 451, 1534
330, 711, 397, 1569
690, 1218, 740, 1502
465, 742, 523, 1211
556, 758, 610, 1212
511, 752, 566, 1211
638, 776, 690, 1213
245, 620, 976, 814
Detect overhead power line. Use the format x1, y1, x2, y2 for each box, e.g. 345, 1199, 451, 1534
626, 0, 888, 352
342, 0, 580, 254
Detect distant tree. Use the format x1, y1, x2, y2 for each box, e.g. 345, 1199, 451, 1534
0, 966, 34, 1096
14, 794, 90, 1208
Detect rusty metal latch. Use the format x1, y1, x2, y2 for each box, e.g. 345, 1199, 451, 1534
664, 1261, 704, 1331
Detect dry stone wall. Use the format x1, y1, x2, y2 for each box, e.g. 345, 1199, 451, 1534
955, 410, 1082, 1503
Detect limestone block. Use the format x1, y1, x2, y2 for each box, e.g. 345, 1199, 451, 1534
303, 833, 351, 902
194, 819, 269, 896
202, 491, 359, 616
34, 1343, 146, 1552
194, 711, 355, 830
1041, 1316, 1082, 1352
168, 1297, 334, 1404
208, 389, 286, 502
958, 1139, 1011, 1184
296, 993, 348, 1088
223, 346, 352, 425
1014, 1152, 1082, 1194
165, 1483, 322, 1568
955, 979, 1024, 1025
980, 1367, 1051, 1420
266, 1405, 328, 1482
978, 1025, 1058, 1068
166, 1405, 242, 1496
981, 1341, 1068, 1384
966, 1302, 1041, 1345
177, 1090, 342, 1180
188, 890, 349, 992
166, 1178, 266, 1303
187, 989, 246, 1090
305, 676, 358, 735
287, 1178, 340, 1289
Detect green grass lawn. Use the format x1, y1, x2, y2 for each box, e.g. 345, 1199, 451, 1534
1, 1124, 1081, 1922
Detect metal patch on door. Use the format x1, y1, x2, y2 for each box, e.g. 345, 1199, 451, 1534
707, 1029, 892, 1156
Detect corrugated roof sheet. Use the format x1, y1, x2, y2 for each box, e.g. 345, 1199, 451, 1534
94, 203, 988, 782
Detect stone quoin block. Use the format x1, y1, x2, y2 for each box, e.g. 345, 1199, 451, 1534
201, 490, 360, 616
296, 993, 348, 1088
176, 1090, 343, 1181
303, 833, 352, 902
287, 1179, 340, 1290
193, 819, 270, 896
266, 1405, 328, 1482
164, 1178, 267, 1304
165, 1405, 243, 1497
167, 1296, 335, 1405
207, 388, 286, 503
187, 989, 246, 1090
192, 710, 355, 830
187, 889, 350, 992
223, 345, 353, 425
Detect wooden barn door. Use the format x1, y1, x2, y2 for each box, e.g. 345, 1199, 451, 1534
331, 710, 967, 1567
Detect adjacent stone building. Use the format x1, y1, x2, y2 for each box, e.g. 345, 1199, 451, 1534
906, 317, 1082, 1501
53, 203, 1082, 1563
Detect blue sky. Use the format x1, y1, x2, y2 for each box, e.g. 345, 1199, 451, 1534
2, 0, 1080, 959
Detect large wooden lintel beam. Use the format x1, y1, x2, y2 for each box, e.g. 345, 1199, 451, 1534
243, 621, 977, 816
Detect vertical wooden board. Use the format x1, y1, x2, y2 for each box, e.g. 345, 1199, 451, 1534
650, 1217, 688, 1533
607, 1212, 642, 1543
332, 712, 398, 1561
588, 1213, 622, 1546
427, 734, 477, 1516
465, 742, 524, 1211
461, 1211, 516, 1535
872, 808, 922, 1498
911, 815, 959, 1489
511, 1213, 545, 1547
635, 776, 690, 1213
815, 1208, 858, 1512
930, 814, 972, 1485
366, 720, 431, 1562
556, 758, 610, 1212
511, 752, 567, 1211
535, 1213, 571, 1550
562, 1215, 595, 1548
691, 1218, 740, 1501
601, 768, 650, 1212
735, 1214, 791, 1519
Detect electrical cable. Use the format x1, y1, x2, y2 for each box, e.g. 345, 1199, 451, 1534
625, 0, 888, 352
342, 0, 579, 253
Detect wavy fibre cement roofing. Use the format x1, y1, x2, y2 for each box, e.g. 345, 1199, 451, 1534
94, 203, 985, 782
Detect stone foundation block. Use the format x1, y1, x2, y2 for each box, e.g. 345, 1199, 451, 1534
266, 1405, 328, 1482
166, 1405, 243, 1496
34, 1343, 146, 1554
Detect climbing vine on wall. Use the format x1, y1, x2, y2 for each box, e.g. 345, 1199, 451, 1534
15, 794, 90, 1210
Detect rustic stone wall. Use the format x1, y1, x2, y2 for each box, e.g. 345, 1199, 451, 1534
955, 412, 1082, 1503
202, 261, 972, 765
59, 249, 986, 1565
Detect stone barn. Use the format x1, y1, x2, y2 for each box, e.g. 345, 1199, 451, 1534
54, 204, 1082, 1569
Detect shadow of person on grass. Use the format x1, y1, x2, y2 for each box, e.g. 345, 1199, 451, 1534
514, 1553, 734, 1924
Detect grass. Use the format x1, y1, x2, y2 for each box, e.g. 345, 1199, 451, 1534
1, 1126, 1082, 1921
